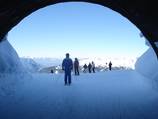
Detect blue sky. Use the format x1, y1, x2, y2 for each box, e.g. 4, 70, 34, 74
8, 2, 148, 58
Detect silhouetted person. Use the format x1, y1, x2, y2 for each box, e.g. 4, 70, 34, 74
83, 64, 87, 73
62, 53, 73, 85
51, 69, 54, 74
92, 61, 95, 73
109, 61, 112, 71
74, 58, 80, 75
88, 63, 92, 73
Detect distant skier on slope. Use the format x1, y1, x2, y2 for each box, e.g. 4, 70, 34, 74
88, 63, 92, 73
51, 69, 54, 74
62, 53, 73, 85
109, 61, 112, 71
92, 61, 95, 73
83, 64, 87, 73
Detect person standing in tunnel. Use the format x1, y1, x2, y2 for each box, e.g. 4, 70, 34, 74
74, 58, 80, 75
109, 61, 112, 71
62, 53, 73, 85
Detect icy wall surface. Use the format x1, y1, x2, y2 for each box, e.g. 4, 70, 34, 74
135, 47, 158, 80
0, 36, 23, 73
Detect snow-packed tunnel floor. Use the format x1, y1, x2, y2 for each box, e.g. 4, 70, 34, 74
1, 70, 158, 119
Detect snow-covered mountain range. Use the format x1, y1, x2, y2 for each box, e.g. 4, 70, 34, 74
32, 57, 62, 68
20, 57, 137, 72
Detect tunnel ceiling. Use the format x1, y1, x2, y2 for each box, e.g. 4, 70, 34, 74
0, 0, 158, 56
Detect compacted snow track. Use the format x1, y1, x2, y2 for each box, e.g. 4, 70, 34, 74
0, 70, 158, 119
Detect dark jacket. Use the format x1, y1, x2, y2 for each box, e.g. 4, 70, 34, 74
62, 58, 73, 72
74, 60, 79, 68
83, 64, 87, 69
88, 63, 92, 69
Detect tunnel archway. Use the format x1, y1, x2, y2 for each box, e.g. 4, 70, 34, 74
0, 0, 158, 57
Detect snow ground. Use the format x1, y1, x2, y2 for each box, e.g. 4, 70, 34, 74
1, 70, 158, 119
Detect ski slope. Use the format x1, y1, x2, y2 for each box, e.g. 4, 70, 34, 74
0, 70, 158, 119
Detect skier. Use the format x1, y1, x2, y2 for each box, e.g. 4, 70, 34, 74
62, 53, 73, 85
88, 63, 92, 73
92, 61, 95, 73
74, 58, 80, 75
109, 61, 112, 71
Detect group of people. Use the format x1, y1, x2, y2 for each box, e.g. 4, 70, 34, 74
83, 62, 95, 73
62, 53, 90, 85
62, 53, 112, 86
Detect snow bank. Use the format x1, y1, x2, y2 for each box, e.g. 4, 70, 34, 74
0, 36, 23, 73
20, 58, 41, 72
0, 71, 157, 119
135, 47, 158, 80
0, 73, 32, 97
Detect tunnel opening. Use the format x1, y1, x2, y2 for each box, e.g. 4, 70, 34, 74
7, 2, 149, 73
1, 2, 158, 119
